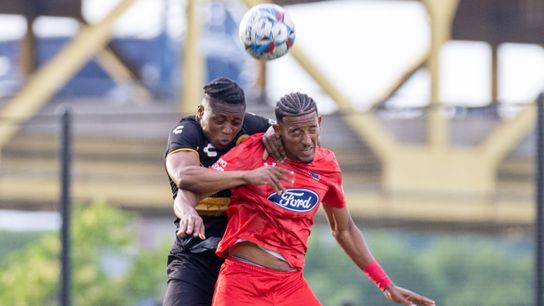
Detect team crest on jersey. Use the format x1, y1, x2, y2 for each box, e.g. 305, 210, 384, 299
308, 171, 320, 181
267, 189, 319, 212
236, 134, 249, 145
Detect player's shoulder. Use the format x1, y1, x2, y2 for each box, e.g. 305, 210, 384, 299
242, 112, 275, 133
314, 147, 340, 167
231, 133, 265, 155
240, 132, 265, 146
169, 116, 200, 135
316, 146, 337, 159
219, 133, 265, 166
244, 112, 274, 124
176, 116, 199, 128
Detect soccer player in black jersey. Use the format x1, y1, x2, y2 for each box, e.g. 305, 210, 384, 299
162, 77, 285, 306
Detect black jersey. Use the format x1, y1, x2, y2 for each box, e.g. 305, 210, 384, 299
165, 112, 273, 238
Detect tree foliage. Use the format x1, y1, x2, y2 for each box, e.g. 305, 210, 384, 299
0, 201, 170, 306
305, 227, 532, 306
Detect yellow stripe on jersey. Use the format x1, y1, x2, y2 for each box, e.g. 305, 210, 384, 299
196, 197, 230, 215
167, 148, 199, 157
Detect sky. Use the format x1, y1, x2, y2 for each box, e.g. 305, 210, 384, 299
267, 0, 544, 112
0, 0, 542, 113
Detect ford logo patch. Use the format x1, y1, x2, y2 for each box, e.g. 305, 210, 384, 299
267, 189, 319, 212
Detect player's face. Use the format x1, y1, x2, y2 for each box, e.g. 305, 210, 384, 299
275, 112, 321, 163
197, 98, 245, 149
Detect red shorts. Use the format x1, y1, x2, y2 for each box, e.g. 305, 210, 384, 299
212, 257, 321, 306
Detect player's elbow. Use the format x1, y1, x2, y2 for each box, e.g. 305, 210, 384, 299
177, 173, 198, 191
330, 228, 351, 244
175, 167, 200, 191
176, 174, 188, 189
329, 220, 356, 244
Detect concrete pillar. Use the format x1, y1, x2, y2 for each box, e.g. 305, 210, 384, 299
181, 0, 205, 115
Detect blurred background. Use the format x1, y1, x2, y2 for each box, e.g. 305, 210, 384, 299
0, 0, 542, 305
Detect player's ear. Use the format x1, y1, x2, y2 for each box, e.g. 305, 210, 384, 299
196, 104, 204, 120
317, 116, 322, 127
273, 123, 281, 134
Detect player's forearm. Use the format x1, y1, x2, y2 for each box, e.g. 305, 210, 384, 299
332, 221, 375, 270
177, 166, 248, 194
173, 189, 199, 219
335, 223, 394, 291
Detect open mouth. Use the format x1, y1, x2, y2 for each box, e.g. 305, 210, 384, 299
301, 146, 314, 154
217, 138, 232, 147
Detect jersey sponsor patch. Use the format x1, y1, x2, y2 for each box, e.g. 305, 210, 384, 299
212, 158, 228, 171
267, 189, 319, 212
172, 125, 184, 134
203, 143, 218, 157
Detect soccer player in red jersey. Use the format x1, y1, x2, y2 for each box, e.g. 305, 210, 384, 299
177, 92, 436, 306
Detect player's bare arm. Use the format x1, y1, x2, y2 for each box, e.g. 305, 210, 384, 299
178, 164, 294, 195
166, 151, 206, 239
166, 150, 201, 188
322, 205, 435, 306
173, 191, 205, 240
262, 125, 287, 162
322, 205, 375, 269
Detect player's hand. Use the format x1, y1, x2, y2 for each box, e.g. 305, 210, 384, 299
383, 284, 436, 306
262, 126, 286, 162
175, 201, 205, 240
243, 165, 294, 194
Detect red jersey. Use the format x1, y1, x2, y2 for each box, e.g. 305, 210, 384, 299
211, 133, 346, 270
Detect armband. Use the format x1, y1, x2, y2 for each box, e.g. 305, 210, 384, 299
363, 260, 392, 291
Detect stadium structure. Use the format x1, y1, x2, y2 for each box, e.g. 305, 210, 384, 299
0, 0, 542, 230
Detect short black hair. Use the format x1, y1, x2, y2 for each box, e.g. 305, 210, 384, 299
203, 77, 245, 105
275, 92, 318, 122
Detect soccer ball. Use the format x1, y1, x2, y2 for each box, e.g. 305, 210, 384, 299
238, 4, 295, 60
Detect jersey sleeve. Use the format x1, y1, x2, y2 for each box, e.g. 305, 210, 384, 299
165, 119, 200, 157
211, 134, 264, 172
322, 157, 347, 208
243, 112, 275, 134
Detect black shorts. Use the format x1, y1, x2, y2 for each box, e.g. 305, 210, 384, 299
162, 247, 224, 306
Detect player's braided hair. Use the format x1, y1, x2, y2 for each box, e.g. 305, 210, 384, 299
275, 92, 318, 122
203, 77, 245, 105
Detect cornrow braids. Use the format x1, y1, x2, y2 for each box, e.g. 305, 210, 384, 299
275, 92, 318, 122
203, 77, 245, 105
